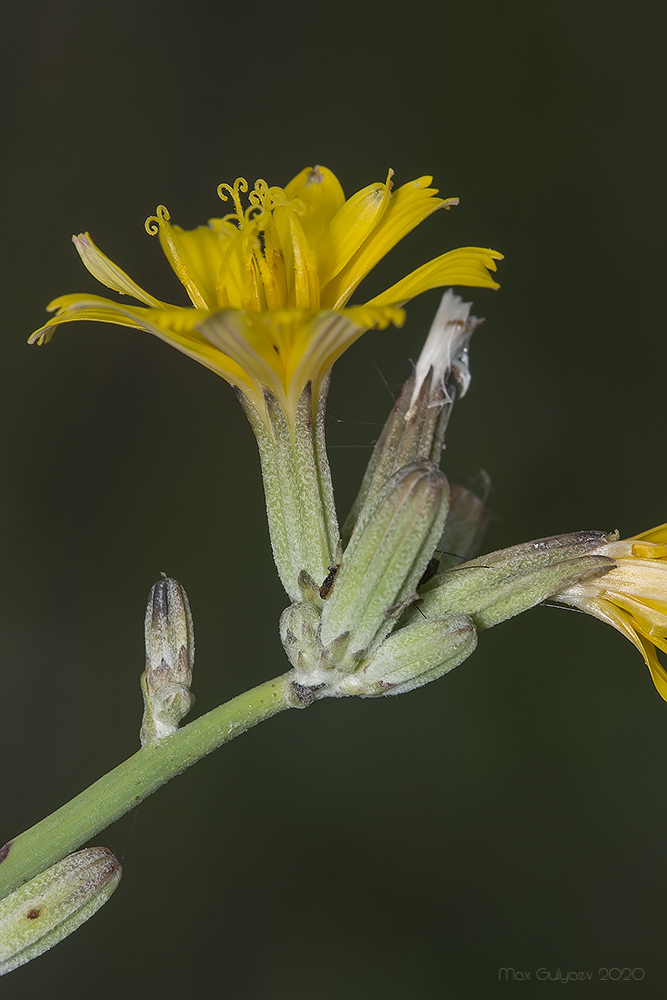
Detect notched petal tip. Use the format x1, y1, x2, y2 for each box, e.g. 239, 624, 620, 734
27, 327, 54, 346
28, 300, 67, 344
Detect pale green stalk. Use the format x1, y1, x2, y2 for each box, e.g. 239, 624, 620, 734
0, 673, 297, 899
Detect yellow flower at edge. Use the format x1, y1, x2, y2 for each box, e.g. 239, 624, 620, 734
29, 166, 502, 420
555, 524, 667, 701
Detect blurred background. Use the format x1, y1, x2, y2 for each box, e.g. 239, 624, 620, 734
2, 1, 666, 996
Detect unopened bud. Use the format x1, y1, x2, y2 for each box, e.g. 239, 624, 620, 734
437, 483, 493, 570
280, 601, 323, 673
416, 531, 615, 629
140, 576, 195, 746
339, 614, 477, 697
320, 460, 450, 665
343, 291, 480, 543
0, 848, 121, 975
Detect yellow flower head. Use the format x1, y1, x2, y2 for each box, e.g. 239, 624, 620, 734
555, 524, 667, 700
29, 167, 501, 420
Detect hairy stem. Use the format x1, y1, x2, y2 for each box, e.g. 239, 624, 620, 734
0, 673, 297, 898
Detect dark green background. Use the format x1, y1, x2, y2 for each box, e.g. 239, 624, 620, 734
2, 2, 666, 997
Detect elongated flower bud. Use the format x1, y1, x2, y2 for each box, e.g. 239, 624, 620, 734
339, 614, 477, 697
319, 460, 450, 667
0, 848, 121, 975
437, 483, 493, 570
415, 531, 615, 629
141, 576, 195, 746
343, 291, 480, 542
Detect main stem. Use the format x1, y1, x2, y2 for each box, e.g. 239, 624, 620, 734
0, 673, 297, 898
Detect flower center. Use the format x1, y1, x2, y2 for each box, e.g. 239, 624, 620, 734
213, 176, 318, 312
144, 175, 320, 313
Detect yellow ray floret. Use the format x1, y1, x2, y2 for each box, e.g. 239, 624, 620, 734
29, 166, 502, 419
555, 524, 667, 701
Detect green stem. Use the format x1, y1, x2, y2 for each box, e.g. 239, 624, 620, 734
0, 673, 297, 898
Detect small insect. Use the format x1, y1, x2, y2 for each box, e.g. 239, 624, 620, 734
418, 556, 440, 588
319, 564, 339, 599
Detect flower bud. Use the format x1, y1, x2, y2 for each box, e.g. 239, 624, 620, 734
280, 601, 324, 673
140, 576, 195, 746
416, 531, 615, 629
319, 460, 450, 666
0, 848, 121, 975
343, 291, 480, 543
437, 483, 493, 570
338, 614, 477, 697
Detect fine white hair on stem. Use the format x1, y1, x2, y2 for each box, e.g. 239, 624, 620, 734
410, 289, 482, 412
